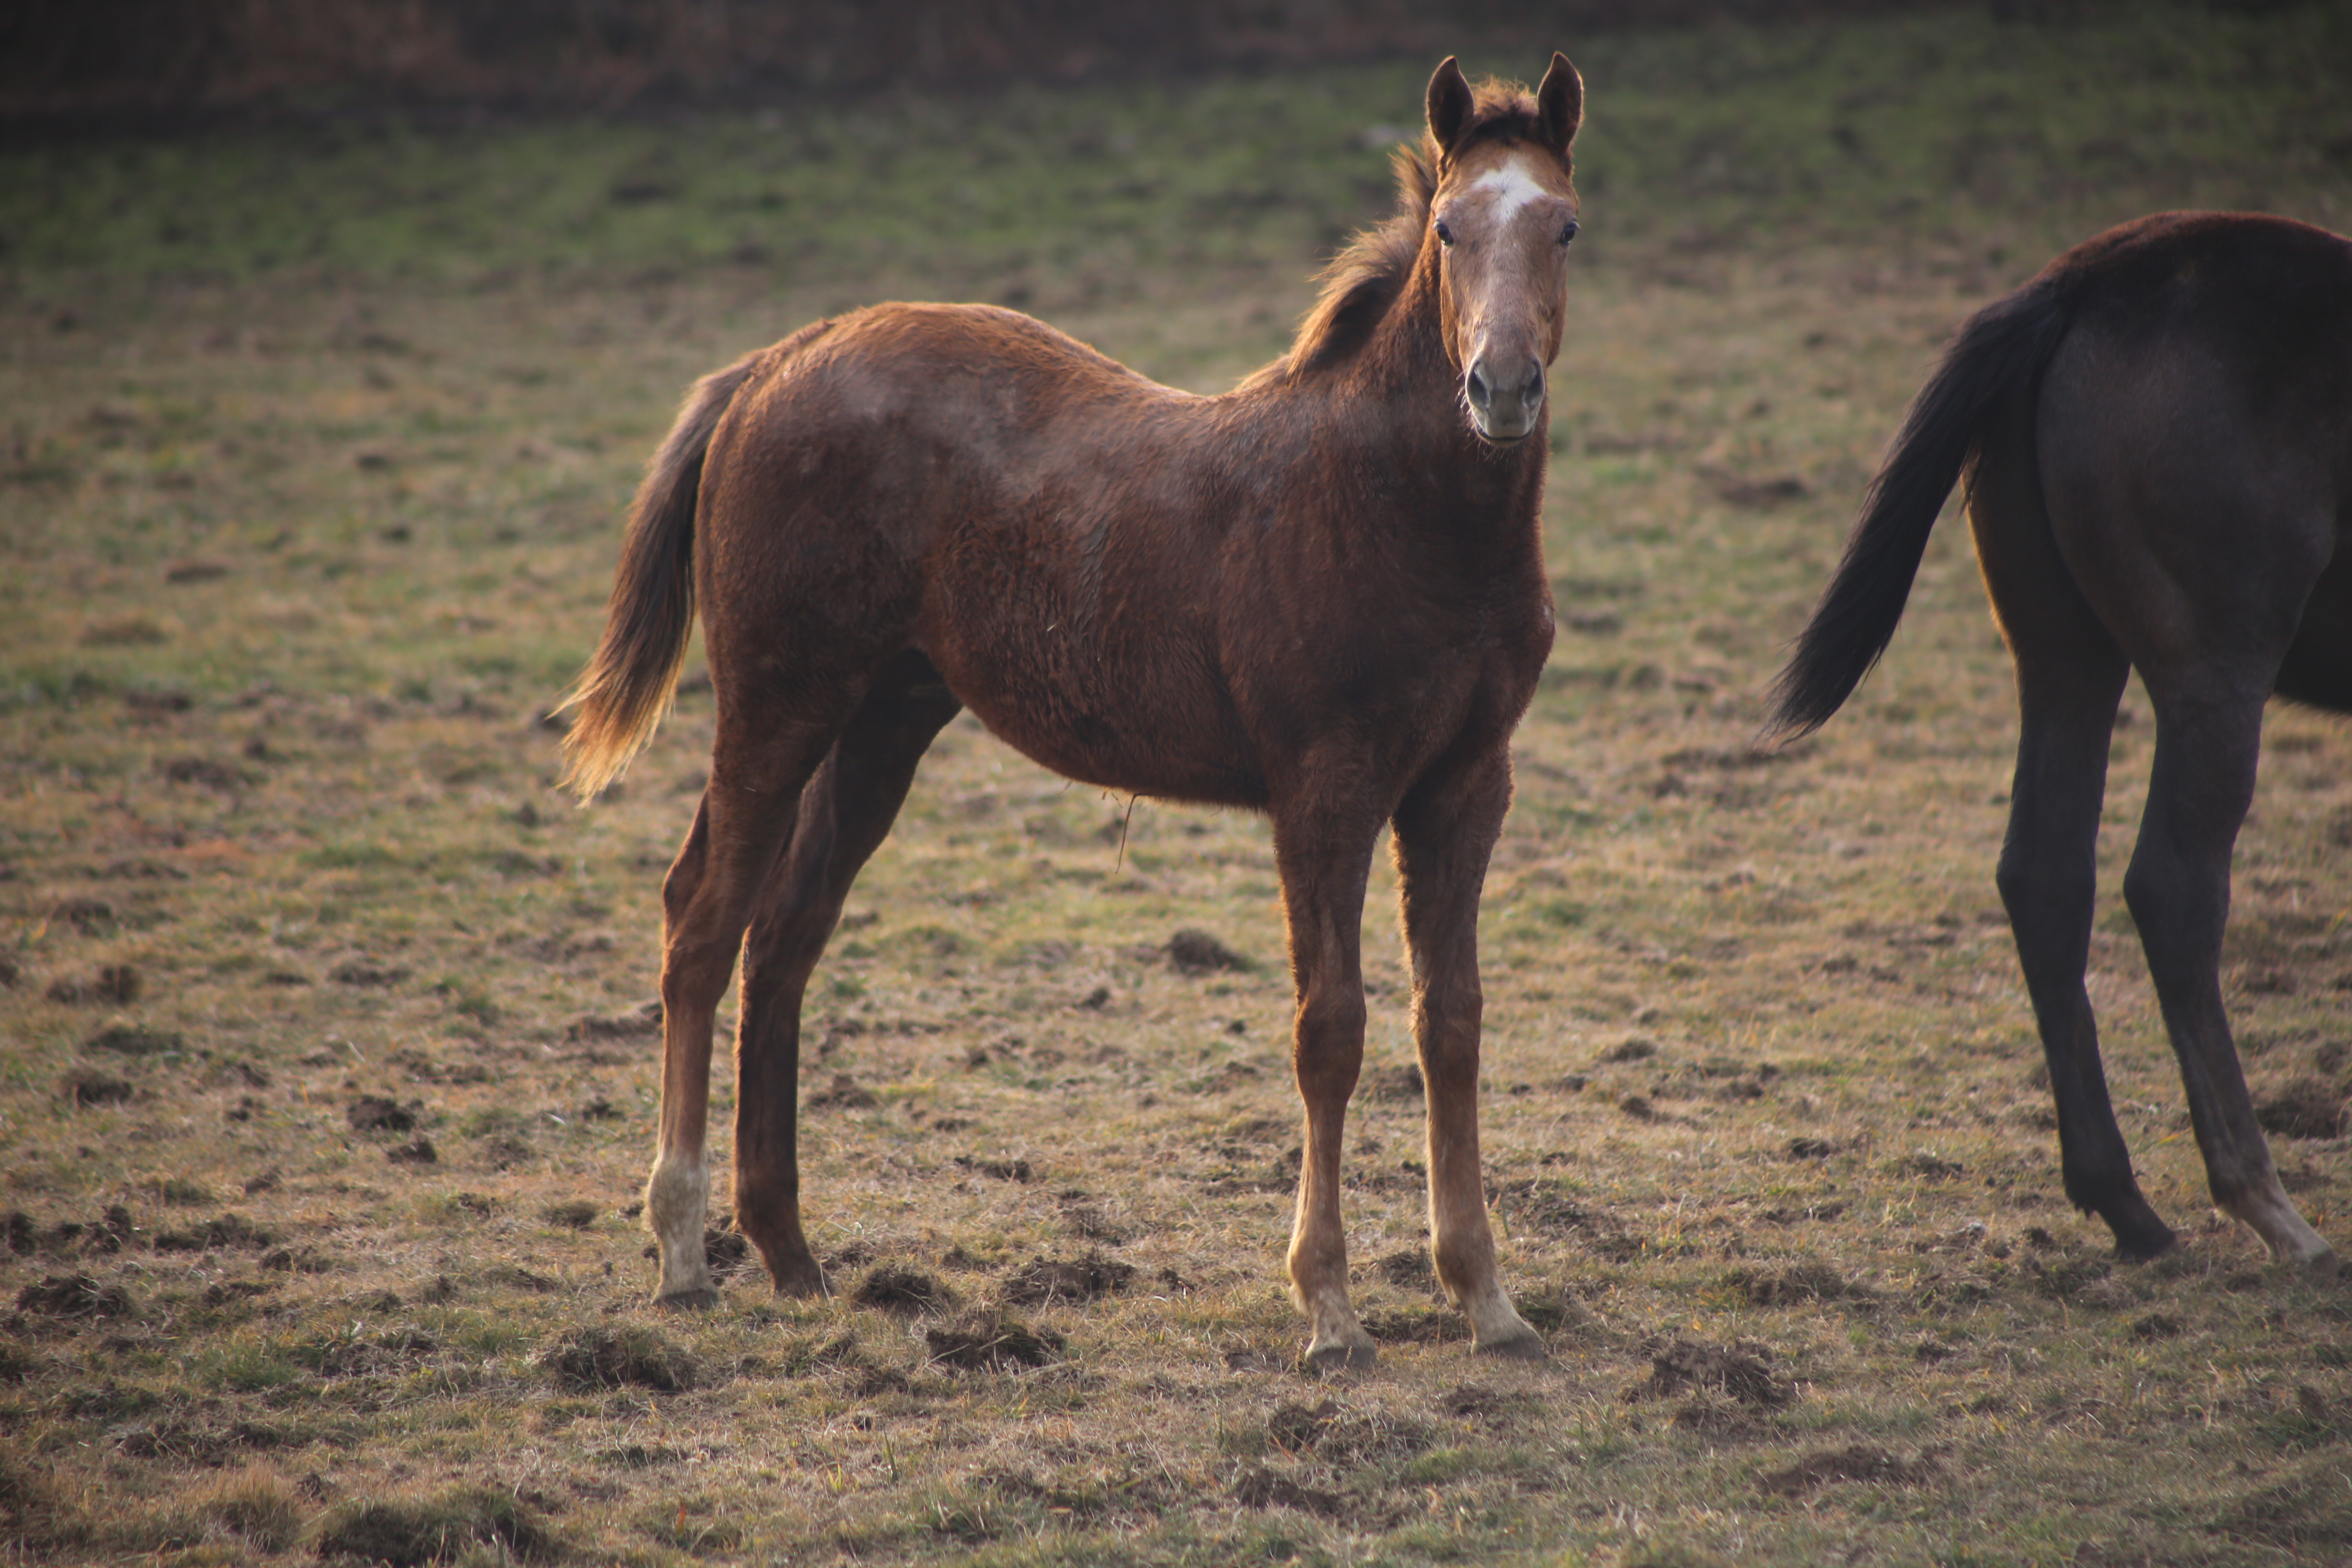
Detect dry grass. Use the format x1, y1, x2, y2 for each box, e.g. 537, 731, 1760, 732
4, 8, 2352, 1564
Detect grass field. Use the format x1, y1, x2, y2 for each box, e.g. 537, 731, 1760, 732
5, 4, 2352, 1563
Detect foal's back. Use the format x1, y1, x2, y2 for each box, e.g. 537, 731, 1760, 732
696, 299, 1546, 810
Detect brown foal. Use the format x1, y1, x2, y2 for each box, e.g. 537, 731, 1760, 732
562, 56, 1584, 1366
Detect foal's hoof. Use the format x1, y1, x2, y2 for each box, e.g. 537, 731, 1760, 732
653, 1285, 720, 1312
768, 1258, 831, 1298
1301, 1338, 1377, 1375
1473, 1325, 1550, 1362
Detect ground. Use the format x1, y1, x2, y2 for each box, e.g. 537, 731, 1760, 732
4, 6, 2352, 1564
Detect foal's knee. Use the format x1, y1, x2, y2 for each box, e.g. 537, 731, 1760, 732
1292, 990, 1368, 1094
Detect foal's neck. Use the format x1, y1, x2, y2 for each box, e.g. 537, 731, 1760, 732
1354, 258, 1548, 520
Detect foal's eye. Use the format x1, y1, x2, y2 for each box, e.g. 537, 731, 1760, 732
1434, 219, 1455, 247
1558, 218, 1580, 245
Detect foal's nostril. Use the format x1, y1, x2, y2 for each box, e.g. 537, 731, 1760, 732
1523, 362, 1547, 411
1466, 365, 1492, 411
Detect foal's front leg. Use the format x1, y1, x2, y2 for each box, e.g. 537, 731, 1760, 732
1394, 748, 1544, 1357
1272, 805, 1385, 1371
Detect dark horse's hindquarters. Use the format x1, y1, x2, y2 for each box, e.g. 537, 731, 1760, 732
562, 56, 1587, 1365
1773, 211, 2352, 1272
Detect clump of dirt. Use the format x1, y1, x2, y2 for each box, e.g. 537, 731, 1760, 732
806, 1072, 878, 1110
1670, 1394, 1768, 1440
80, 1025, 181, 1056
160, 756, 244, 791
924, 1310, 1064, 1370
16, 1273, 132, 1319
541, 1200, 597, 1228
1360, 1064, 1423, 1102
346, 1096, 415, 1133
64, 1071, 133, 1107
0, 1453, 85, 1555
45, 965, 140, 1004
2255, 1078, 2348, 1140
1266, 1399, 1434, 1466
1787, 1136, 1837, 1160
387, 1137, 437, 1165
703, 1225, 751, 1277
2029, 1253, 2114, 1302
1231, 1466, 1341, 1515
853, 1264, 953, 1315
2216, 1452, 2352, 1550
49, 897, 116, 933
1730, 1259, 1868, 1307
540, 1326, 698, 1392
1004, 1250, 1135, 1305
151, 1213, 275, 1252
1376, 1247, 1433, 1287
478, 1134, 532, 1169
1167, 929, 1250, 974
314, 1486, 557, 1565
329, 959, 409, 987
954, 1155, 1035, 1183
1361, 1305, 1468, 1345
566, 1001, 662, 1042
1625, 1339, 1791, 1408
1758, 1443, 1933, 1496
1600, 1036, 1657, 1064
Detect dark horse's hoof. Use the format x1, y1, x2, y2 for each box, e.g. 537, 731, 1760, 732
2105, 1203, 2180, 1264
2113, 1227, 2181, 1264
653, 1286, 720, 1312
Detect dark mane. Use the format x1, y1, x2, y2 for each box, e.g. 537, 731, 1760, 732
1248, 80, 1554, 388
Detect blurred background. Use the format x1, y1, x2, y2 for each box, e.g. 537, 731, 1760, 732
9, 1, 1976, 116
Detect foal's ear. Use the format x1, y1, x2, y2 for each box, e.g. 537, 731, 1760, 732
1425, 56, 1474, 156
1537, 52, 1583, 152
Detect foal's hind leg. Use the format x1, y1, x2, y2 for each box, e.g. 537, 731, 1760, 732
731, 652, 961, 1296
647, 710, 860, 1307
1394, 745, 1543, 1358
2125, 676, 2334, 1271
1271, 792, 1386, 1371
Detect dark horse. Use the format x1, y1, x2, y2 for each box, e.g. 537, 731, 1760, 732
1771, 212, 2352, 1273
561, 56, 1586, 1364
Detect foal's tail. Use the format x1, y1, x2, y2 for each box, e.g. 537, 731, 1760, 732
557, 350, 764, 800
1764, 279, 2075, 740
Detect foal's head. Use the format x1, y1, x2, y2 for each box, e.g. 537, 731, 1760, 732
1423, 55, 1583, 446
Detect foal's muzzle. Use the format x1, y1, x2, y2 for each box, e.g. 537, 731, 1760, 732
1465, 354, 1546, 444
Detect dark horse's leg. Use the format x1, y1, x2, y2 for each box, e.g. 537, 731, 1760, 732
2125, 672, 2332, 1269
1968, 427, 2175, 1257
2034, 332, 2336, 1272
1393, 744, 1543, 1357
647, 686, 868, 1307
731, 651, 961, 1296
1272, 784, 1386, 1371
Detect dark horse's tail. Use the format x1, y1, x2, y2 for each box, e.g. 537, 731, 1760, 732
557, 349, 765, 800
1764, 278, 2076, 739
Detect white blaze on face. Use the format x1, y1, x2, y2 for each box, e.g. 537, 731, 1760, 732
1468, 156, 1549, 223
